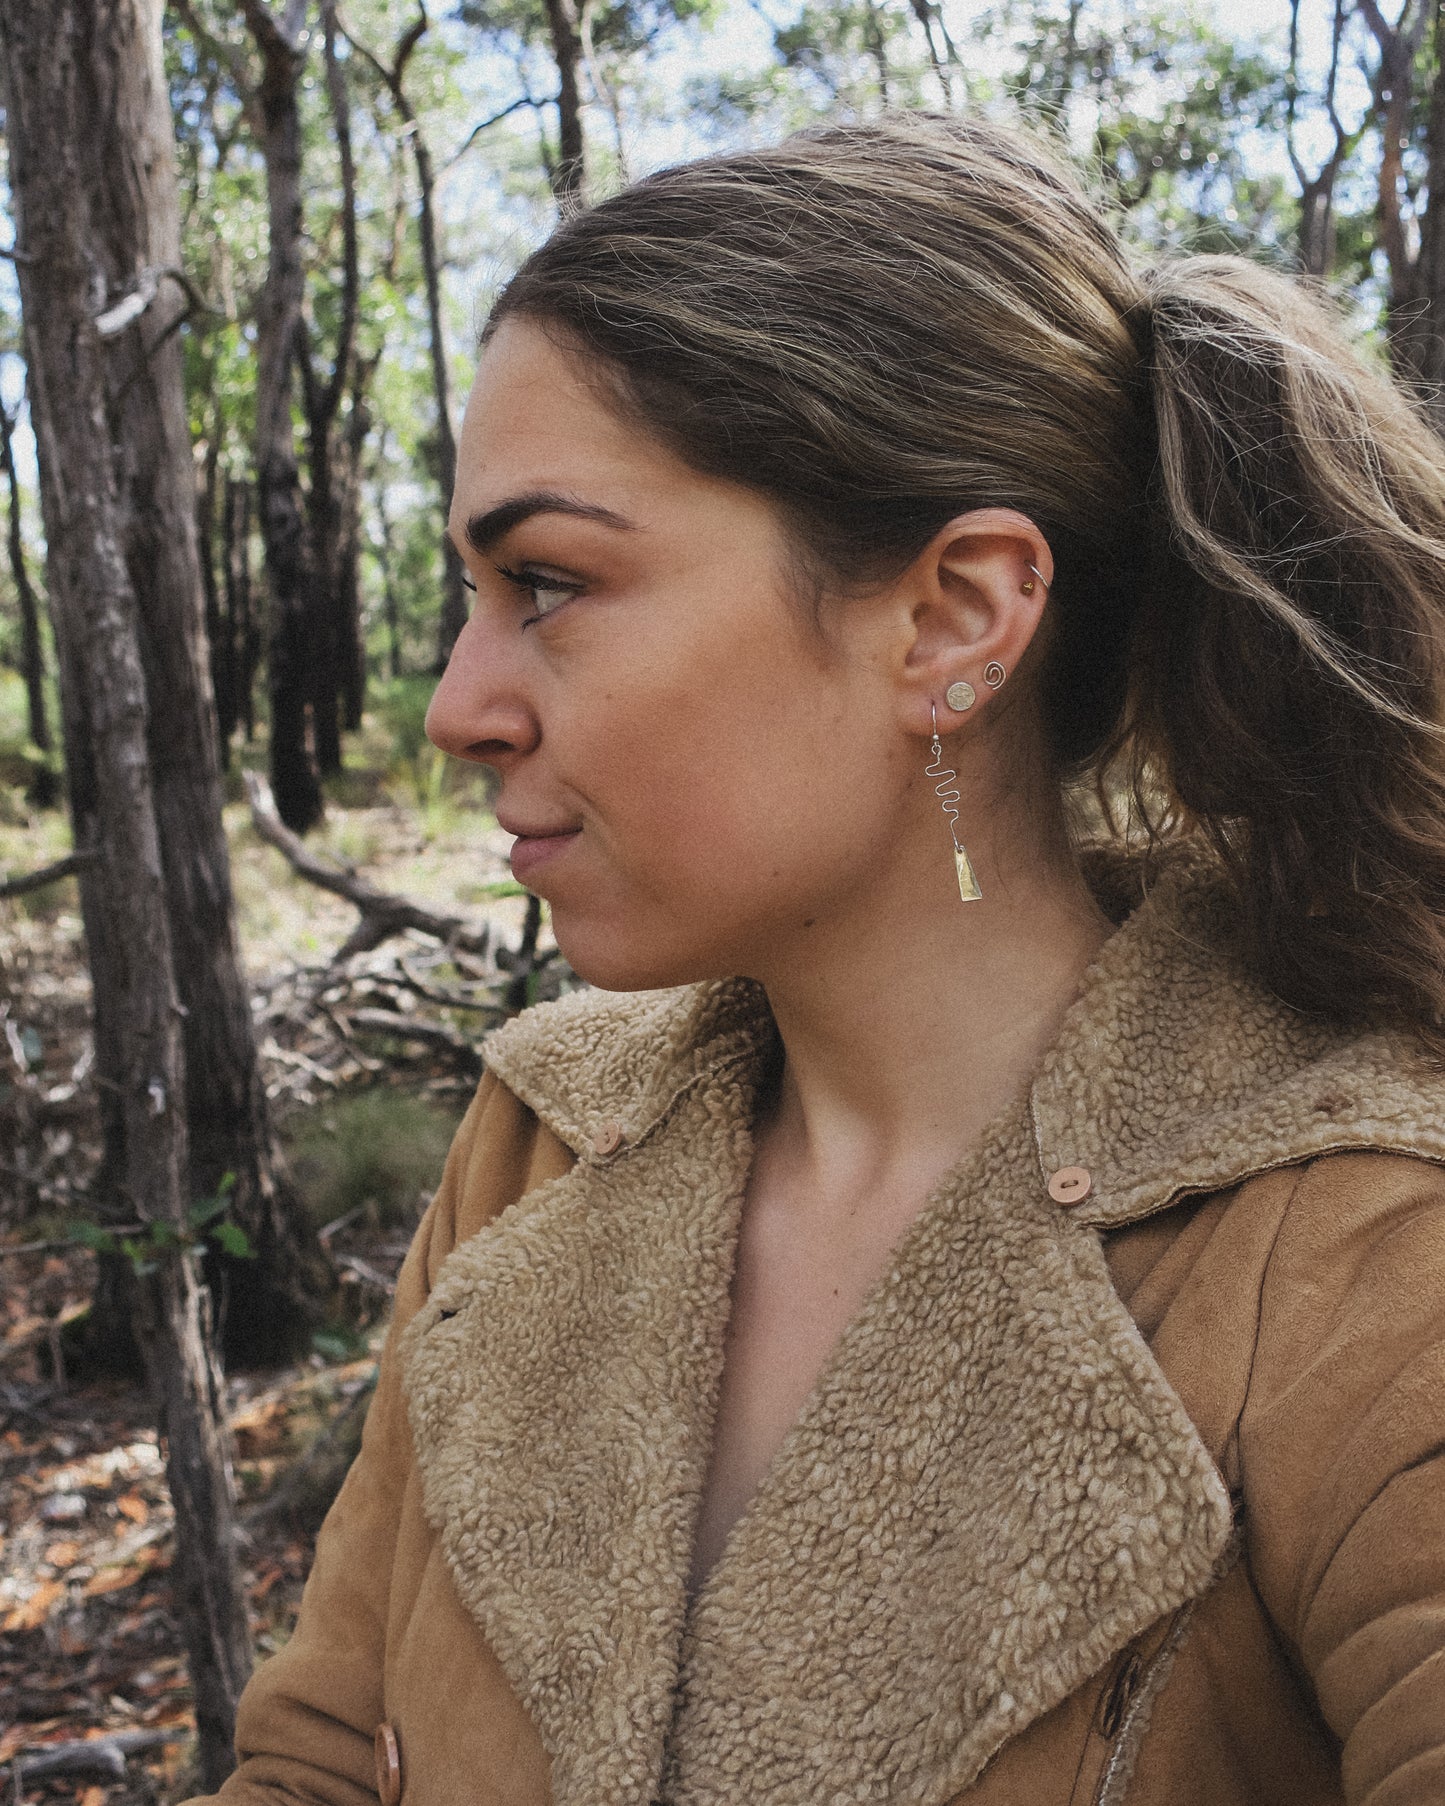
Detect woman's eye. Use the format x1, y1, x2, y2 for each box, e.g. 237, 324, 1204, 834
495, 564, 582, 625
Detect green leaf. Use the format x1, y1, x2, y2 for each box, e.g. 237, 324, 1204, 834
70, 1221, 118, 1256
210, 1221, 255, 1260
121, 1238, 157, 1278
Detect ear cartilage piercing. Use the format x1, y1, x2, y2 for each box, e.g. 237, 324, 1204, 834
983, 661, 1006, 690
945, 680, 976, 713
927, 703, 983, 903
1022, 562, 1050, 596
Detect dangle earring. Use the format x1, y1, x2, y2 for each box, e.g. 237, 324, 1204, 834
926, 703, 983, 903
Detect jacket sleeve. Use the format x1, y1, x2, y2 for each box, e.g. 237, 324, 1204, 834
1238, 1151, 1445, 1806
186, 1070, 574, 1806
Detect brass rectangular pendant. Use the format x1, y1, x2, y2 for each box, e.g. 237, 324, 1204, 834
955, 845, 983, 903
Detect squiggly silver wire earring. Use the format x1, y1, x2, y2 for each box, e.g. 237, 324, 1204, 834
927, 703, 982, 903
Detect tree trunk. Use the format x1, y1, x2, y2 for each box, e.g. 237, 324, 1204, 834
298, 0, 362, 776
1358, 0, 1439, 388
1407, 1, 1445, 427
0, 0, 252, 1784
244, 0, 324, 833
196, 426, 235, 768
541, 0, 586, 209
87, 0, 330, 1365
340, 12, 466, 669
413, 120, 469, 668
373, 447, 404, 681
0, 392, 57, 806
224, 475, 259, 743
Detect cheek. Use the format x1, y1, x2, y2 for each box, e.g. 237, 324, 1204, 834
584, 681, 875, 922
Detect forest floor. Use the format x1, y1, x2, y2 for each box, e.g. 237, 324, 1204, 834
0, 725, 559, 1805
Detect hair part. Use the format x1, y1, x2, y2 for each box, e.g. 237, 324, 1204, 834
489, 112, 1445, 1060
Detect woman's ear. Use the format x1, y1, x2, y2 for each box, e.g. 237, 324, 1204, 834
895, 508, 1053, 737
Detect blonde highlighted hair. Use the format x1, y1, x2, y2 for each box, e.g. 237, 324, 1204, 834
490, 113, 1445, 1056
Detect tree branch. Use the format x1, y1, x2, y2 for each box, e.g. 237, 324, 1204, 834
442, 94, 550, 171
0, 851, 95, 900
244, 771, 490, 958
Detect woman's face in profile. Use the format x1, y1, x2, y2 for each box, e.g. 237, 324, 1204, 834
428, 319, 911, 992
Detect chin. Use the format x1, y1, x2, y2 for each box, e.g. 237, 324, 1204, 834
550, 911, 731, 995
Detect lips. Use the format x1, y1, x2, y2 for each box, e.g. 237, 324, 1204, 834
502, 816, 582, 885
496, 809, 581, 841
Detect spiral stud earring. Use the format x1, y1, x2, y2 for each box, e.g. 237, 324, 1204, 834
927, 703, 983, 903
983, 661, 1006, 690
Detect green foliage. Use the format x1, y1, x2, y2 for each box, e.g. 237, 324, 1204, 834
282, 1087, 466, 1233
68, 1174, 254, 1276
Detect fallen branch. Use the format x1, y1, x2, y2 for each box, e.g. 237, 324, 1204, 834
343, 1007, 484, 1074
0, 850, 96, 900
244, 771, 491, 959
10, 1728, 181, 1783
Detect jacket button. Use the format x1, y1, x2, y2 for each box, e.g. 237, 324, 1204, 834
591, 1119, 623, 1156
374, 1722, 401, 1806
1048, 1165, 1093, 1205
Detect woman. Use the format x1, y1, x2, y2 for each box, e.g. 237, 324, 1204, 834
201, 115, 1445, 1805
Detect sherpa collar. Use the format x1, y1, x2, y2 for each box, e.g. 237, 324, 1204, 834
481, 854, 1445, 1230
401, 857, 1445, 1806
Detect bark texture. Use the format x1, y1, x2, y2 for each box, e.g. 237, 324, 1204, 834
50, 0, 327, 1366
243, 0, 325, 832
0, 0, 252, 1781
1360, 0, 1445, 424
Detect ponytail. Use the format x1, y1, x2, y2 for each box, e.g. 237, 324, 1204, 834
1120, 254, 1445, 1055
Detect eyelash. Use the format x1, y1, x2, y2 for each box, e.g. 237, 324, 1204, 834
492, 563, 582, 628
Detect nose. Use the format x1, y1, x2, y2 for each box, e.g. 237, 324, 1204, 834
425, 609, 540, 768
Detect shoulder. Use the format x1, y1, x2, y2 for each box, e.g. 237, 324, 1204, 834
1252, 1147, 1445, 1339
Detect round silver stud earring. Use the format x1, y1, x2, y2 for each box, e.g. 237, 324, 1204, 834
945, 680, 976, 713
983, 661, 1006, 690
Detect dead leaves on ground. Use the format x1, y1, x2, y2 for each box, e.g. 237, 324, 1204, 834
0, 1353, 379, 1805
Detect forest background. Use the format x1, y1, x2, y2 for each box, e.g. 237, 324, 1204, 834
1, 0, 1442, 1799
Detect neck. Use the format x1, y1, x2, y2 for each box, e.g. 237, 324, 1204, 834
748, 809, 1113, 1218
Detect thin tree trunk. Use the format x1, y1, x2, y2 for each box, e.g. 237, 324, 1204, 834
372, 447, 404, 681
242, 0, 324, 833
196, 426, 234, 768
227, 477, 260, 743
300, 0, 363, 776
1410, 0, 1445, 427
0, 0, 252, 1784
0, 391, 57, 806
412, 121, 468, 667
338, 359, 376, 731
340, 11, 466, 667
216, 462, 242, 751
541, 0, 586, 208
1358, 0, 1436, 381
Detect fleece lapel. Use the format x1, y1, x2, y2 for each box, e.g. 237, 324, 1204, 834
400, 990, 770, 1806
661, 1090, 1234, 1806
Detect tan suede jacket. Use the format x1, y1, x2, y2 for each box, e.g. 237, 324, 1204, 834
196, 862, 1445, 1806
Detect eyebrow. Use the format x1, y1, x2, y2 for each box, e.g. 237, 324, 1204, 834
454, 490, 635, 556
